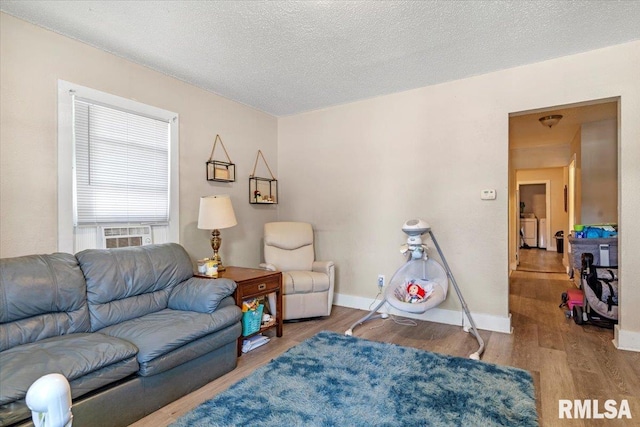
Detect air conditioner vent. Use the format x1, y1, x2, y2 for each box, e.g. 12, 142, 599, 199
100, 226, 152, 249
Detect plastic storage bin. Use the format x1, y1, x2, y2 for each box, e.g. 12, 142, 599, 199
242, 304, 264, 336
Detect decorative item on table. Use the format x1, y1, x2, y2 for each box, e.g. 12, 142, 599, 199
249, 150, 278, 204
197, 195, 237, 271
241, 298, 264, 336
206, 134, 236, 182
197, 259, 208, 275
205, 259, 218, 277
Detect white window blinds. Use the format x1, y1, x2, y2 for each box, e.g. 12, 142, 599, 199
73, 99, 170, 225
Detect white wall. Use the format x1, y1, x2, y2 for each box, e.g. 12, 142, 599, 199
0, 13, 278, 266
581, 119, 617, 224
278, 41, 640, 349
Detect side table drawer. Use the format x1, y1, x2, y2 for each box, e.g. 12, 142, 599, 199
241, 278, 280, 296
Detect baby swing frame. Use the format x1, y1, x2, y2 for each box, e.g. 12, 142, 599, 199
345, 222, 485, 360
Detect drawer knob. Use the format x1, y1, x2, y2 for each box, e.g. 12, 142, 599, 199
258, 283, 267, 290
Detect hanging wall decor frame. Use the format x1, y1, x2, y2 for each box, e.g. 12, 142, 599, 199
249, 150, 278, 204
206, 134, 236, 182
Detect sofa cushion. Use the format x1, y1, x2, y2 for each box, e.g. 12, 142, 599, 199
98, 297, 242, 376
76, 243, 194, 331
0, 333, 138, 405
168, 277, 237, 313
283, 271, 331, 294
0, 253, 91, 352
135, 321, 241, 377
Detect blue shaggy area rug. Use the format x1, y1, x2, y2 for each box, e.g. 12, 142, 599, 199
172, 331, 538, 427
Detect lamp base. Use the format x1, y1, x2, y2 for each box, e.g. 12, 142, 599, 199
211, 253, 226, 271
210, 229, 227, 271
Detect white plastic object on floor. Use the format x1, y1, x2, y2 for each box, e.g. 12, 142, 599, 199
26, 374, 73, 427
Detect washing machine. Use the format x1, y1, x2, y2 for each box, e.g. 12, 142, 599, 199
521, 216, 537, 248
538, 218, 547, 249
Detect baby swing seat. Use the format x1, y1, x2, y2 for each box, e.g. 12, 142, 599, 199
385, 258, 448, 314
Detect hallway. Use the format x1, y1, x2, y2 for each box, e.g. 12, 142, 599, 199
518, 247, 565, 273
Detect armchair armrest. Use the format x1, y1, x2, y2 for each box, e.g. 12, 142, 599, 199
312, 261, 334, 276
259, 262, 278, 271
168, 277, 237, 313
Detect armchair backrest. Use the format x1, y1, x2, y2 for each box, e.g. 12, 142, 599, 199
264, 222, 315, 271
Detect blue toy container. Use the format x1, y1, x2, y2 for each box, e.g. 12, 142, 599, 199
242, 304, 264, 336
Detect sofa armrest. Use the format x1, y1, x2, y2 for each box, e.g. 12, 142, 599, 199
259, 262, 278, 271
168, 277, 237, 313
312, 261, 334, 276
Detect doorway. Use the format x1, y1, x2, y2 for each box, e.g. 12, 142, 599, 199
508, 99, 618, 275
508, 98, 620, 344
516, 180, 557, 273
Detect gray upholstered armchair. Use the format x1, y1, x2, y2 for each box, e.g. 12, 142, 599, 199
260, 222, 335, 320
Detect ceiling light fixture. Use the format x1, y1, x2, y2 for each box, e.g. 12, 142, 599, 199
539, 114, 563, 128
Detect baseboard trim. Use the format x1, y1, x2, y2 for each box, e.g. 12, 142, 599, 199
613, 325, 640, 352
334, 293, 512, 334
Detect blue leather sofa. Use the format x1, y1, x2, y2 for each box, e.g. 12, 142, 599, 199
0, 243, 242, 427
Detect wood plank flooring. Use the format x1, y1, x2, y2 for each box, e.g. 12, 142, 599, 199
517, 246, 566, 273
131, 250, 639, 427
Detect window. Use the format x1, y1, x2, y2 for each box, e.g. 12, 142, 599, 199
58, 81, 179, 252
74, 100, 170, 224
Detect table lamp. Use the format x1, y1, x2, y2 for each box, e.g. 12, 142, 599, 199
197, 195, 237, 271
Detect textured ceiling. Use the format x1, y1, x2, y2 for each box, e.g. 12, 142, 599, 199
1, 1, 640, 116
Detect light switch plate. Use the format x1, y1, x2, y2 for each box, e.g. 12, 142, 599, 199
481, 189, 496, 200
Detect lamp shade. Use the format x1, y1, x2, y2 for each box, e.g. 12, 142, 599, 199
197, 195, 237, 230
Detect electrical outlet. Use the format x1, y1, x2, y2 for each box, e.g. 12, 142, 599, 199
377, 274, 385, 288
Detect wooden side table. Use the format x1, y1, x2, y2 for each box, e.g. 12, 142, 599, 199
216, 266, 283, 356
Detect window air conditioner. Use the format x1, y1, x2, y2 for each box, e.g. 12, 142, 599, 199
100, 226, 152, 249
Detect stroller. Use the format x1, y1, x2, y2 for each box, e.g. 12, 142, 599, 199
573, 252, 618, 329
